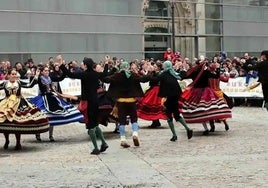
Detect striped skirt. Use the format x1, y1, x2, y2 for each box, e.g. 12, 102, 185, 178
29, 93, 83, 126
179, 87, 232, 123
0, 96, 49, 134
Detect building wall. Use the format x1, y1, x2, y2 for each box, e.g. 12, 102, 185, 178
144, 0, 268, 60
198, 0, 268, 58
222, 0, 268, 57
0, 0, 143, 64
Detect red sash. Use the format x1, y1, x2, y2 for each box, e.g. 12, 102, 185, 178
78, 100, 88, 124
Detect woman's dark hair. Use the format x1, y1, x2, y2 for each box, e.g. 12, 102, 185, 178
15, 62, 22, 66
7, 68, 17, 75
155, 62, 163, 70
27, 58, 34, 63
38, 65, 47, 72
83, 57, 95, 71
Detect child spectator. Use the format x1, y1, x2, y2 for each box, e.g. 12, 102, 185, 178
229, 66, 239, 78
163, 48, 175, 61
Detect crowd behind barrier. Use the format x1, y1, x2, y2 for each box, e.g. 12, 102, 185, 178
0, 50, 265, 107
0, 77, 263, 101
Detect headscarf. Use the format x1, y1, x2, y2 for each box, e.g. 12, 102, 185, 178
120, 61, 131, 78
161, 60, 181, 80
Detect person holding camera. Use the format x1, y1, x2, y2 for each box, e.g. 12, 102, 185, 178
248, 50, 268, 111
242, 53, 258, 86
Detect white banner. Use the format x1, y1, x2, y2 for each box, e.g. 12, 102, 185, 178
0, 77, 263, 99
65, 77, 263, 98
220, 77, 263, 98
142, 77, 263, 98
59, 78, 81, 96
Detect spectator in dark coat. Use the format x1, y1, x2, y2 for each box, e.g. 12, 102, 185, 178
250, 50, 268, 110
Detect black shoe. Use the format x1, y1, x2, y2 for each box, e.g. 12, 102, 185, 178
265, 103, 268, 111
113, 128, 119, 134
149, 121, 161, 128
170, 135, 177, 141
120, 142, 130, 148
148, 125, 156, 128
100, 120, 108, 127
14, 144, 22, 150
133, 136, 140, 146
225, 124, 229, 131
3, 140, 9, 150
49, 136, 55, 142
187, 129, 193, 139
100, 144, 109, 152
155, 121, 161, 127
209, 125, 215, 132
91, 149, 100, 155
203, 130, 209, 136
36, 135, 42, 142
148, 123, 157, 128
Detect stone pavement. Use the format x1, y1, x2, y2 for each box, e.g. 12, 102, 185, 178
0, 107, 267, 188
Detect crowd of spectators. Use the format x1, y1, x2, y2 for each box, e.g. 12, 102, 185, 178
0, 49, 263, 106
163, 48, 260, 82
0, 50, 260, 82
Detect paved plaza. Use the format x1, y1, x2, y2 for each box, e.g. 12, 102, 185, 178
0, 107, 267, 188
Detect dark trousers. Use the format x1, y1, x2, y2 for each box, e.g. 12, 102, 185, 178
117, 102, 137, 125
164, 95, 181, 122
262, 83, 268, 103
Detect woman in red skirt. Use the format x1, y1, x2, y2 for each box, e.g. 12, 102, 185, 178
137, 62, 166, 127
179, 60, 232, 135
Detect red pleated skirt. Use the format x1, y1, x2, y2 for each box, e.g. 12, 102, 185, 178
137, 86, 167, 121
